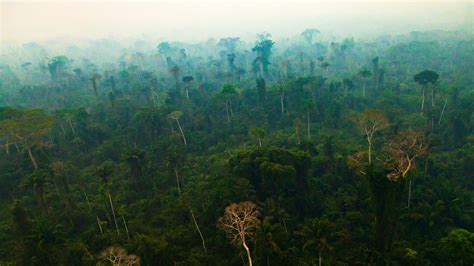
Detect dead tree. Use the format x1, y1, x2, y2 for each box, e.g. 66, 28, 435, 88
385, 129, 427, 208
100, 246, 140, 266
218, 201, 260, 266
385, 129, 427, 181
355, 110, 389, 164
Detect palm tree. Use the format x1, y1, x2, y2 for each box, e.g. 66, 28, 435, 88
255, 218, 282, 266
297, 217, 334, 266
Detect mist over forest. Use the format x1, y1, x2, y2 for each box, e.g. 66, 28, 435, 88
0, 1, 473, 265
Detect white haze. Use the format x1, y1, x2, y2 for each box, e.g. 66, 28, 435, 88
1, 0, 473, 47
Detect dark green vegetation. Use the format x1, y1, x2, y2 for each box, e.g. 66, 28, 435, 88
0, 30, 473, 265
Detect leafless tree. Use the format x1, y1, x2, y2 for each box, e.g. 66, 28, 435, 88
100, 246, 128, 265
355, 110, 389, 164
384, 129, 427, 208
167, 111, 187, 145
123, 254, 140, 266
100, 246, 140, 266
218, 201, 260, 266
385, 128, 427, 181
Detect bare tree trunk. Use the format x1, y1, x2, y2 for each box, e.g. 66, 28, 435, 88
307, 110, 311, 140
258, 138, 262, 147
319, 250, 322, 266
36, 187, 50, 217
82, 188, 92, 211
280, 93, 285, 115
229, 101, 234, 117
96, 216, 104, 235
68, 120, 77, 139
190, 209, 207, 252
421, 86, 425, 113
281, 217, 288, 237
108, 191, 120, 235
368, 137, 372, 164
150, 91, 156, 107
242, 240, 253, 266
423, 153, 430, 179
92, 81, 98, 97
438, 98, 447, 125
25, 145, 38, 169
431, 86, 435, 107
408, 179, 412, 208
225, 102, 231, 123
5, 141, 9, 155
310, 90, 317, 108
174, 168, 182, 197
363, 80, 366, 98
185, 87, 190, 101
295, 127, 301, 145
170, 122, 175, 133
176, 119, 187, 145
122, 215, 130, 240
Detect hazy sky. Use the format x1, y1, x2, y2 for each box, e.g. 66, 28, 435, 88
1, 0, 472, 44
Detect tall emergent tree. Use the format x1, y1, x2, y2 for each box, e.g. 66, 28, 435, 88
349, 128, 427, 263
90, 73, 102, 97
359, 67, 371, 98
217, 37, 240, 53
182, 75, 194, 101
301, 28, 320, 45
218, 201, 260, 266
167, 111, 187, 145
355, 110, 389, 164
218, 84, 237, 123
252, 40, 275, 78
385, 128, 427, 209
48, 56, 70, 82
413, 70, 439, 113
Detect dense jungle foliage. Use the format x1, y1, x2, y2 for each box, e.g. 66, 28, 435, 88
0, 30, 473, 265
